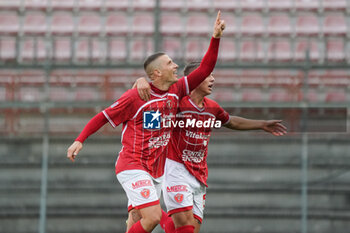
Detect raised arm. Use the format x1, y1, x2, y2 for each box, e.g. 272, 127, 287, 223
187, 11, 225, 91
224, 116, 287, 136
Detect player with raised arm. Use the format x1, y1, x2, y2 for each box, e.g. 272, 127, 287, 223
135, 62, 287, 233
67, 11, 225, 233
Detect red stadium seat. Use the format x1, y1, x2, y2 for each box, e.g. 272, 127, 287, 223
295, 14, 320, 36
213, 0, 239, 11
22, 13, 47, 36
294, 39, 320, 62
24, 0, 47, 11
295, 0, 320, 11
105, 14, 128, 36
241, 0, 265, 11
19, 38, 48, 62
162, 38, 182, 61
187, 0, 211, 11
51, 13, 74, 35
240, 14, 265, 36
0, 37, 16, 61
323, 0, 347, 11
50, 86, 73, 101
317, 70, 350, 90
241, 89, 264, 102
19, 87, 43, 102
160, 13, 183, 36
0, 0, 22, 10
222, 14, 237, 36
160, 0, 183, 10
269, 90, 294, 102
78, 0, 103, 11
323, 14, 347, 36
303, 90, 321, 102
132, 0, 155, 11
219, 40, 237, 62
267, 40, 292, 62
325, 91, 347, 102
212, 90, 234, 102
132, 13, 154, 35
75, 87, 100, 101
267, 0, 293, 11
108, 38, 127, 61
75, 39, 105, 62
130, 38, 153, 61
77, 13, 101, 36
186, 14, 210, 36
0, 13, 19, 35
51, 0, 76, 10
239, 40, 264, 62
268, 14, 292, 36
53, 38, 72, 62
326, 39, 345, 62
185, 39, 207, 62
104, 0, 129, 10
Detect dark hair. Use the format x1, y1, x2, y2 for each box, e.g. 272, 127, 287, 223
183, 61, 201, 76
143, 52, 166, 71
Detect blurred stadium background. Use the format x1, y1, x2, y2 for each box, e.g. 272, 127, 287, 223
0, 0, 350, 232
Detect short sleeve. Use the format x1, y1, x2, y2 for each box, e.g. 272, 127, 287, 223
214, 103, 230, 125
102, 89, 137, 128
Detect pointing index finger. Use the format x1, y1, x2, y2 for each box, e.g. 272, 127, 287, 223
216, 10, 221, 23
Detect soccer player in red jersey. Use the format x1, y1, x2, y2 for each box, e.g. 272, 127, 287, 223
135, 62, 287, 233
67, 11, 226, 233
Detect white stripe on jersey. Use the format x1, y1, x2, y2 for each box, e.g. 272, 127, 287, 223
180, 110, 216, 119
102, 110, 116, 128
121, 123, 128, 142
184, 76, 190, 95
188, 98, 204, 112
150, 91, 179, 100
167, 93, 179, 100
184, 138, 204, 146
223, 116, 231, 125
131, 98, 166, 120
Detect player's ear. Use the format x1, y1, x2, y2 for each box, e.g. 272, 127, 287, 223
154, 69, 161, 78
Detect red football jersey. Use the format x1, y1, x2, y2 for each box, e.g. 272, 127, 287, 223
103, 77, 189, 178
167, 96, 230, 186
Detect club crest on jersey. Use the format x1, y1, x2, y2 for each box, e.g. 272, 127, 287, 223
166, 100, 173, 109
140, 188, 150, 199
174, 193, 184, 203
143, 110, 161, 129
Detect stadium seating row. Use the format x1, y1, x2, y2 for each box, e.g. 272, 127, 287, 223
0, 0, 348, 12
0, 11, 347, 37
1, 69, 349, 103
0, 36, 348, 63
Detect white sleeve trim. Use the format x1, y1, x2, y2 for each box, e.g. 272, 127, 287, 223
184, 76, 190, 95
223, 115, 231, 125
102, 110, 116, 128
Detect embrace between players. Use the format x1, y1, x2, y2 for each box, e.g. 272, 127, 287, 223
67, 11, 287, 233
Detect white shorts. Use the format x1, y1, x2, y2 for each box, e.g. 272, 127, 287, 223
116, 169, 163, 211
162, 158, 206, 223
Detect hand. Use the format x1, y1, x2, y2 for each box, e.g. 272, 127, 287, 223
67, 141, 83, 162
132, 77, 151, 101
212, 10, 226, 38
262, 120, 287, 136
